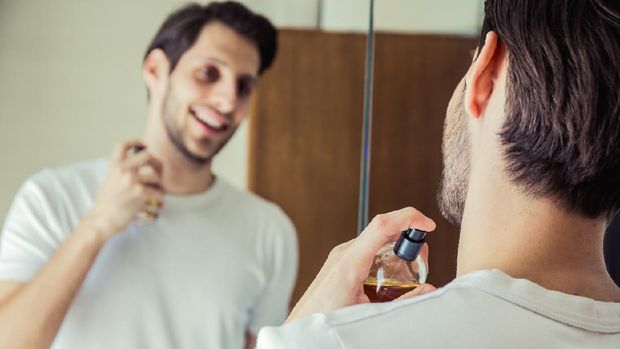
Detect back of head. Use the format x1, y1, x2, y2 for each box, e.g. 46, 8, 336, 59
479, 0, 620, 218
144, 1, 277, 75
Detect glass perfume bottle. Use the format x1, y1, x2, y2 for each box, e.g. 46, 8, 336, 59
129, 145, 162, 225
133, 198, 161, 224
363, 229, 428, 303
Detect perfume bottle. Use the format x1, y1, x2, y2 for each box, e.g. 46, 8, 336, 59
129, 145, 162, 225
363, 229, 428, 303
133, 198, 162, 224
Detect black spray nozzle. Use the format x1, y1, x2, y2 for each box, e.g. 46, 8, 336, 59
394, 228, 428, 261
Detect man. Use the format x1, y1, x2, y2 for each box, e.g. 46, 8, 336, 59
257, 0, 620, 347
0, 2, 297, 349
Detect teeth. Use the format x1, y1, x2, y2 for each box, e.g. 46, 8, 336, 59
193, 110, 226, 130
201, 115, 221, 128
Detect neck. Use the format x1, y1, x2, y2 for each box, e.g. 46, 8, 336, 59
457, 164, 620, 302
142, 110, 214, 195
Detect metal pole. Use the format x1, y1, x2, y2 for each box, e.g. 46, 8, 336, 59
357, 0, 375, 234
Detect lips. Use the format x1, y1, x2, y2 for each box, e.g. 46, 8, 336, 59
190, 106, 230, 133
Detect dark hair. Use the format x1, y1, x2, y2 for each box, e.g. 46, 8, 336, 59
478, 0, 620, 218
144, 1, 277, 75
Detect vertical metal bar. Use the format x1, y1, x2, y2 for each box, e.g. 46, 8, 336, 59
357, 0, 375, 234
316, 0, 324, 29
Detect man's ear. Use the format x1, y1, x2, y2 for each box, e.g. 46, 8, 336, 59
143, 49, 171, 97
464, 31, 503, 118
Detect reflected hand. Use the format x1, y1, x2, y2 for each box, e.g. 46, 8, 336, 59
84, 140, 164, 239
286, 207, 436, 323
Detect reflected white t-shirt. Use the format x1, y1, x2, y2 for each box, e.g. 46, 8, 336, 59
258, 269, 620, 349
0, 159, 298, 349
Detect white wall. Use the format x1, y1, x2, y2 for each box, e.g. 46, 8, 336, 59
321, 0, 482, 35
0, 0, 481, 224
0, 0, 176, 224
241, 0, 320, 27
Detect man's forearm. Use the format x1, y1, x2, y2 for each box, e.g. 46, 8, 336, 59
0, 221, 108, 349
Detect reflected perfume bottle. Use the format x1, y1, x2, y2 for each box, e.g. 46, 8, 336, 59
363, 229, 428, 303
129, 145, 162, 225
133, 198, 162, 224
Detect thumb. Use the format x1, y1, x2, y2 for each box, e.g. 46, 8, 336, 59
396, 283, 436, 301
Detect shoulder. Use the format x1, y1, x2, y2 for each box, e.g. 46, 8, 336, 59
2, 159, 108, 244
258, 283, 510, 348
267, 269, 620, 348
14, 158, 107, 215
26, 158, 107, 191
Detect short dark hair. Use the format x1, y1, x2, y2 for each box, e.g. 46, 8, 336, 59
144, 1, 278, 75
478, 0, 620, 218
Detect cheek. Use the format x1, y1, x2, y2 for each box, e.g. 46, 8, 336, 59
232, 100, 250, 123
444, 89, 466, 146
170, 77, 204, 106
446, 80, 467, 121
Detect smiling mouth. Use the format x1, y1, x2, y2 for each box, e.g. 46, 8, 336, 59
190, 107, 229, 133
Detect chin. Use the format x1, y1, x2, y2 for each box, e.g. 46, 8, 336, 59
186, 138, 229, 164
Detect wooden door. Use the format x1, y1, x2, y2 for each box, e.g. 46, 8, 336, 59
249, 29, 476, 303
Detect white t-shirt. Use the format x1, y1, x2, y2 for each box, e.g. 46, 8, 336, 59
257, 269, 620, 348
0, 159, 298, 349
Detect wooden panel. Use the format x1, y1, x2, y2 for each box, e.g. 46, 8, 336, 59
249, 29, 476, 303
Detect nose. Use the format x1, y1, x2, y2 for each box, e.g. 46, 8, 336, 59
208, 77, 237, 115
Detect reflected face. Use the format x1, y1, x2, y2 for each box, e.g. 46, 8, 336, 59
159, 22, 260, 165
438, 78, 471, 226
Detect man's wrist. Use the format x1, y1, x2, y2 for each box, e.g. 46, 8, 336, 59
79, 212, 117, 244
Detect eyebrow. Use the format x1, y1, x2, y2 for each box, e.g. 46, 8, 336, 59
206, 57, 228, 67
204, 57, 258, 82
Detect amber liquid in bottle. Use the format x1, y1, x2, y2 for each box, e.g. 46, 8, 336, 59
363, 276, 420, 303
133, 198, 161, 224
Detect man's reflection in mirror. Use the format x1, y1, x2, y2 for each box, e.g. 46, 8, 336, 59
0, 2, 298, 348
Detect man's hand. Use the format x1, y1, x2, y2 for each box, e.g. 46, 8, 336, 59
286, 207, 437, 323
84, 140, 164, 239
245, 331, 257, 349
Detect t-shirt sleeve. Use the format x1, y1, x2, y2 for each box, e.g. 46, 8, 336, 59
256, 314, 344, 349
247, 206, 299, 334
0, 172, 64, 281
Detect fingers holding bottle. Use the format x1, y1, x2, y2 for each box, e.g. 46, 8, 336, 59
86, 140, 164, 239
125, 146, 164, 223
286, 207, 436, 322
352, 207, 436, 270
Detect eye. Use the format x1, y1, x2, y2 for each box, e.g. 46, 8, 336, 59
237, 77, 254, 98
199, 65, 220, 83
